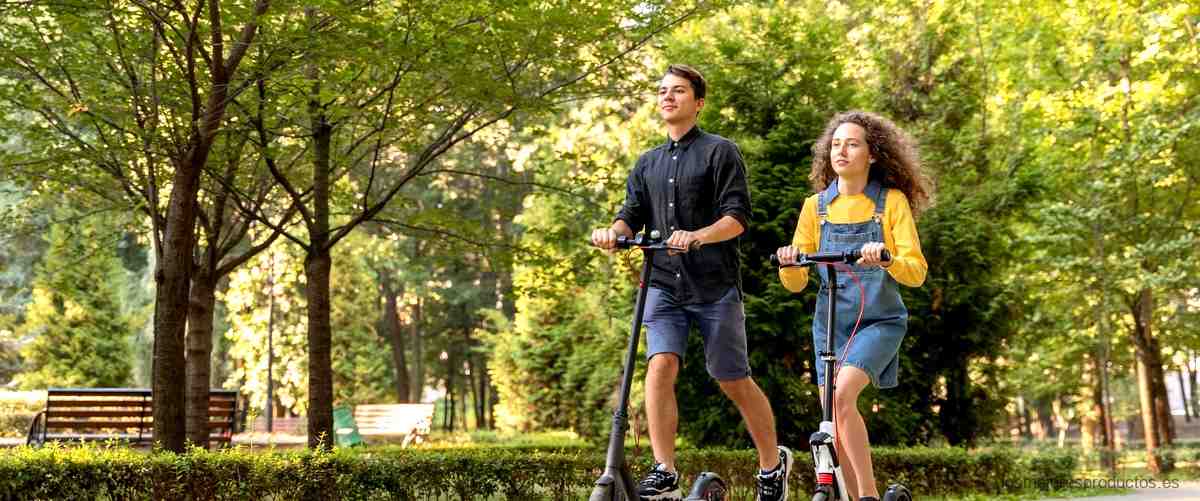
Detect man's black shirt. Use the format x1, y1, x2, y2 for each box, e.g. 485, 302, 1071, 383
615, 126, 752, 304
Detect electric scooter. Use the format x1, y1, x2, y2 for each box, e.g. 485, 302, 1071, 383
772, 250, 912, 501
590, 230, 727, 501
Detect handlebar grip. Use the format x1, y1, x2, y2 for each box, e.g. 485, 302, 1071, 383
842, 249, 892, 262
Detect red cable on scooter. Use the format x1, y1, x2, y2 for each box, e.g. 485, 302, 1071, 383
827, 262, 868, 454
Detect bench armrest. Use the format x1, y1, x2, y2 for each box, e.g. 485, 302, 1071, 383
26, 410, 46, 447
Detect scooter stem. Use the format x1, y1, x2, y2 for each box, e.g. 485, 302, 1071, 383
601, 251, 654, 478
822, 263, 837, 422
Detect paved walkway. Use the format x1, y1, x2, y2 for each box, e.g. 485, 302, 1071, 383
1039, 480, 1200, 500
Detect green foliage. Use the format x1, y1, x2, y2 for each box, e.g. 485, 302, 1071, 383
419, 430, 590, 451
481, 97, 661, 438
991, 0, 1200, 437
0, 182, 47, 325
221, 233, 394, 415
0, 444, 1076, 500
12, 212, 135, 389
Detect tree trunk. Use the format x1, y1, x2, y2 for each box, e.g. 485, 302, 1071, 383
445, 355, 455, 432
152, 160, 205, 453
305, 248, 333, 449
1094, 349, 1117, 472
1033, 399, 1052, 441
460, 368, 470, 431
1051, 396, 1069, 448
466, 354, 479, 429
470, 357, 484, 429
1130, 288, 1174, 454
304, 109, 334, 451
411, 297, 423, 403
1152, 359, 1174, 446
1022, 393, 1032, 441
1179, 369, 1191, 422
1190, 351, 1199, 419
1136, 358, 1163, 473
939, 362, 974, 445
185, 272, 218, 448
380, 275, 410, 403
266, 251, 277, 432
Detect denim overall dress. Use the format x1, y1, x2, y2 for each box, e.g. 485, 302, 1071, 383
811, 179, 908, 389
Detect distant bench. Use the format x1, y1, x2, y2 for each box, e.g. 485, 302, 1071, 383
26, 388, 238, 447
336, 403, 434, 447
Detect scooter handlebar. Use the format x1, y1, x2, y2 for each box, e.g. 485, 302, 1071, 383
770, 249, 891, 267
589, 230, 667, 250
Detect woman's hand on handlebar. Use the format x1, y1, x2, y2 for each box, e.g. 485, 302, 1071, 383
775, 245, 801, 266
857, 242, 892, 268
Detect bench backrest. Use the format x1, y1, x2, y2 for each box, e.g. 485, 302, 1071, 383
353, 403, 434, 435
41, 388, 238, 444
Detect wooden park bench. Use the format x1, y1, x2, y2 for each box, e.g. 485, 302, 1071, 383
336, 403, 434, 447
25, 388, 238, 447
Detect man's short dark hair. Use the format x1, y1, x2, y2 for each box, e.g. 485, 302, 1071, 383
665, 64, 706, 99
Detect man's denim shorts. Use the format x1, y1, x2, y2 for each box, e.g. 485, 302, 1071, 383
643, 286, 751, 381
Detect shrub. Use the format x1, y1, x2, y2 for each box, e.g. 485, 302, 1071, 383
0, 443, 1076, 500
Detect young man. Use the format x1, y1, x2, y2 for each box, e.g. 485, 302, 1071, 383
591, 64, 793, 501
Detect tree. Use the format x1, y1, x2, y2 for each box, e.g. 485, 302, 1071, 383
14, 211, 135, 389
234, 0, 710, 448
0, 0, 272, 452
990, 0, 1200, 471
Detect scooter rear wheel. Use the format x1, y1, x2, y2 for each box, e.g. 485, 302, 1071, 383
811, 492, 829, 501
882, 483, 912, 501
684, 472, 726, 500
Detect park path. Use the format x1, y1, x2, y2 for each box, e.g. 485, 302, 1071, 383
1038, 480, 1200, 500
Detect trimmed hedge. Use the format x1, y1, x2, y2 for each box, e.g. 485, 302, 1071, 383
0, 444, 1075, 500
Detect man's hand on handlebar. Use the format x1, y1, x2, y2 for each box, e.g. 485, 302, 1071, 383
591, 228, 619, 253
775, 245, 801, 266
666, 230, 702, 256
857, 242, 892, 268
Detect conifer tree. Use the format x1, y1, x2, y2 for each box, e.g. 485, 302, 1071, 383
15, 215, 133, 388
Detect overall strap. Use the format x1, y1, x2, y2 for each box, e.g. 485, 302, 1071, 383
867, 180, 887, 222
817, 179, 840, 223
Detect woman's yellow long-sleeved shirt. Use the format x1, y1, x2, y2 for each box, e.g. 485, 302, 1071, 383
779, 188, 927, 292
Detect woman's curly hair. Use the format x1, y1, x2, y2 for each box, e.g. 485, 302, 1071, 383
810, 111, 934, 217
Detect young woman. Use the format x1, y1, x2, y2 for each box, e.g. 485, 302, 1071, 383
775, 111, 932, 501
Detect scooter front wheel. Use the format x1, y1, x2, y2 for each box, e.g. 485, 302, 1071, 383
684, 471, 727, 500
882, 483, 912, 501
588, 484, 629, 501
589, 475, 631, 501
